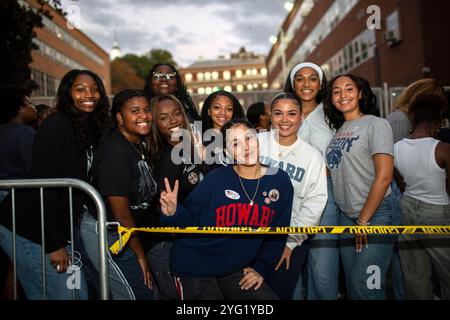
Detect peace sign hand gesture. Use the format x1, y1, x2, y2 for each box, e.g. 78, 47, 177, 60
160, 178, 179, 216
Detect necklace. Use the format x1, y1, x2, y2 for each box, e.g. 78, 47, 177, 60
237, 171, 261, 206
128, 139, 146, 160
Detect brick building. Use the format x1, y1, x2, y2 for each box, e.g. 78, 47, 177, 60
179, 47, 270, 108
22, 0, 111, 99
267, 0, 450, 113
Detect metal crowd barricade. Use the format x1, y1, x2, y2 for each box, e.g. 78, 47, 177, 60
0, 178, 109, 300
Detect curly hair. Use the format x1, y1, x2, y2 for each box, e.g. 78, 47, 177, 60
143, 63, 200, 121
284, 63, 328, 105
56, 69, 111, 151
324, 74, 379, 130
111, 89, 148, 127
200, 91, 245, 131
0, 85, 30, 124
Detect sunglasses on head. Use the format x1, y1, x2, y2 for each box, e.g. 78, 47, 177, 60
152, 72, 176, 81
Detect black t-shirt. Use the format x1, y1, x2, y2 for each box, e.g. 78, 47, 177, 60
92, 130, 158, 226
154, 142, 206, 204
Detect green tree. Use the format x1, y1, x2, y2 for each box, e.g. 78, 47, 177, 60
118, 49, 177, 80
0, 0, 62, 92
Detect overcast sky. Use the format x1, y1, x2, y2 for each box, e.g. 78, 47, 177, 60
60, 0, 288, 67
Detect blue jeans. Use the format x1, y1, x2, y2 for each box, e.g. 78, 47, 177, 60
0, 223, 88, 300
389, 180, 405, 300
339, 195, 394, 300
78, 210, 153, 300
0, 190, 8, 203
306, 177, 339, 300
399, 195, 450, 299
147, 241, 178, 300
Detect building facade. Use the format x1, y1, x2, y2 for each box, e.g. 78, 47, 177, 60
179, 47, 270, 108
267, 0, 450, 113
22, 0, 111, 99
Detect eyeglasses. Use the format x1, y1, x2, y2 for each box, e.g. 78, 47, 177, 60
152, 72, 176, 81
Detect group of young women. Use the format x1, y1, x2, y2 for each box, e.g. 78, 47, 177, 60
0, 59, 448, 300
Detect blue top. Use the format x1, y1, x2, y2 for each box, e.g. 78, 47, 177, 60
160, 165, 293, 279
0, 123, 35, 179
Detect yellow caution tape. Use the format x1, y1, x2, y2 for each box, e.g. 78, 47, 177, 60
109, 225, 450, 254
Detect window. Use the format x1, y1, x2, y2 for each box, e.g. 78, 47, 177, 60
261, 68, 268, 76
197, 73, 204, 81
385, 9, 402, 46
185, 73, 193, 82
236, 70, 242, 78
197, 87, 205, 94
246, 84, 253, 90
251, 68, 257, 76
223, 71, 231, 80
224, 85, 232, 92
326, 29, 376, 77
204, 72, 211, 81
205, 87, 213, 94
236, 84, 244, 92
245, 69, 252, 76
212, 71, 219, 80
262, 83, 268, 89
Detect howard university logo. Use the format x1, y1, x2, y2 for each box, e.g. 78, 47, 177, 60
326, 133, 360, 169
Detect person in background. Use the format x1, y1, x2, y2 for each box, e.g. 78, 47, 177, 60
246, 101, 271, 131
325, 74, 394, 300
0, 86, 36, 186
0, 85, 36, 300
30, 103, 54, 130
144, 63, 200, 123
259, 92, 327, 300
394, 94, 450, 300
387, 79, 446, 143
387, 79, 446, 300
285, 62, 339, 300
200, 90, 245, 168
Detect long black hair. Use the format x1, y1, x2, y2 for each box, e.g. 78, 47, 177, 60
201, 91, 245, 131
324, 74, 380, 130
56, 69, 111, 151
143, 63, 199, 121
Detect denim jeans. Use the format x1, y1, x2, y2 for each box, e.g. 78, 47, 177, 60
306, 177, 339, 300
147, 240, 178, 300
78, 210, 153, 300
0, 223, 88, 300
0, 190, 8, 203
388, 180, 405, 300
398, 195, 450, 300
339, 194, 394, 300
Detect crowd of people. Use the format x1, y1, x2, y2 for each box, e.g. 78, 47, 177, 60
0, 61, 449, 300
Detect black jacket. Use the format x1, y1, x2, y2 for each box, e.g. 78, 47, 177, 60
0, 111, 93, 253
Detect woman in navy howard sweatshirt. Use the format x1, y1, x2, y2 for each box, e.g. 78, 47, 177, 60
159, 119, 293, 300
